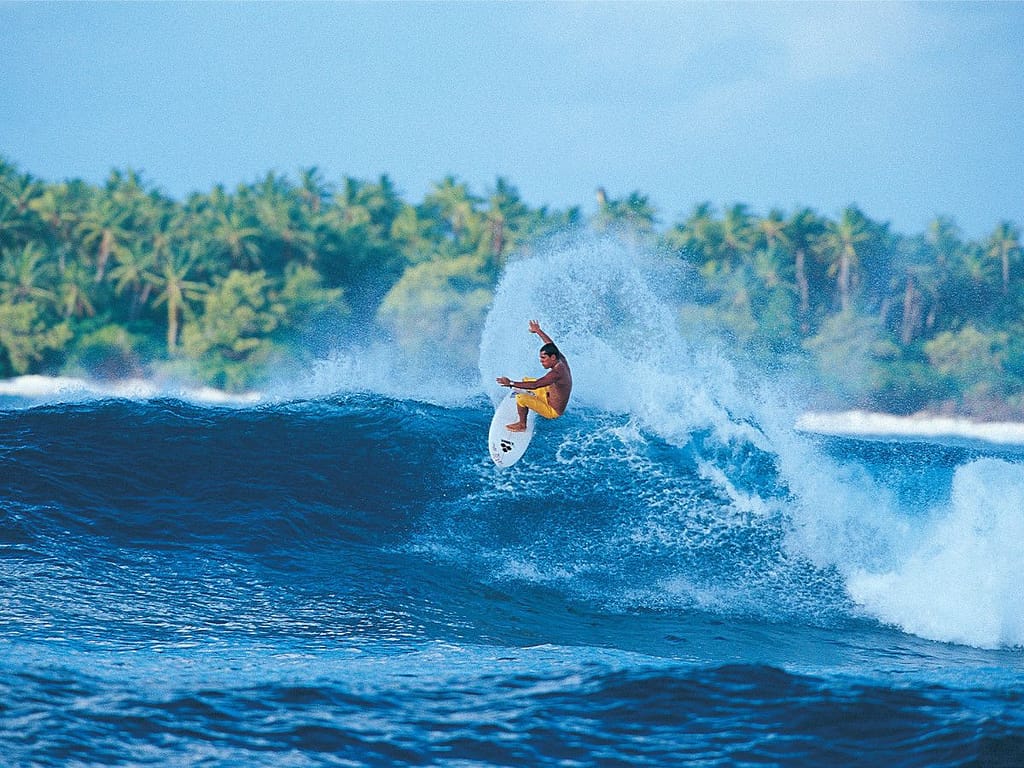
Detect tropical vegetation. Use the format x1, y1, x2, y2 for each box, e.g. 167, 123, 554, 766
1, 156, 1021, 418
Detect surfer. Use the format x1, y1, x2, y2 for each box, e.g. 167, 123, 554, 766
496, 320, 572, 432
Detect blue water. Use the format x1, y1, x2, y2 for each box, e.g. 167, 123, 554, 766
2, 242, 1023, 766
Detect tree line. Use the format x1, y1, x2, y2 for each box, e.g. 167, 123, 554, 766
1, 156, 1021, 417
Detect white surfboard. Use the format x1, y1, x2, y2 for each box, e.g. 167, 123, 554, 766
488, 389, 536, 467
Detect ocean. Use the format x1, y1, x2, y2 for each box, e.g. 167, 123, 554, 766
2, 241, 1022, 766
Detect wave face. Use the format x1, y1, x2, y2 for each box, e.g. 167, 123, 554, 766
2, 239, 1023, 766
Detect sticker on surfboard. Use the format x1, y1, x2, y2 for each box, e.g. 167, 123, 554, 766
488, 389, 536, 467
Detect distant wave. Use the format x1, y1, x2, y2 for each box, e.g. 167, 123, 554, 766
0, 374, 260, 406
797, 409, 1024, 447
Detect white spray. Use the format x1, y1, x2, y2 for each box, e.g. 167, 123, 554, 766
477, 235, 1024, 650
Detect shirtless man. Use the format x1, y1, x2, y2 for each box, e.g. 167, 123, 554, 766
496, 320, 572, 432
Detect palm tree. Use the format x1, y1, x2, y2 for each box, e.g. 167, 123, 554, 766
57, 260, 97, 320
0, 242, 57, 304
0, 239, 76, 375
753, 247, 787, 290
108, 241, 157, 319
917, 217, 963, 333
151, 245, 207, 353
422, 176, 482, 248
390, 204, 435, 264
593, 189, 658, 247
666, 202, 720, 267
784, 208, 825, 333
252, 173, 316, 270
986, 220, 1021, 296
297, 166, 334, 216
882, 237, 930, 346
926, 216, 962, 268
817, 207, 870, 313
962, 246, 989, 283
212, 205, 263, 271
28, 182, 87, 271
756, 208, 790, 252
0, 165, 42, 251
338, 175, 403, 237
77, 194, 131, 283
481, 177, 524, 269
0, 165, 40, 216
719, 203, 756, 268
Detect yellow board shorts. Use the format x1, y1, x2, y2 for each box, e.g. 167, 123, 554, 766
515, 377, 561, 420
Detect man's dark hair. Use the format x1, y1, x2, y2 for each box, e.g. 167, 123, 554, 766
540, 342, 561, 359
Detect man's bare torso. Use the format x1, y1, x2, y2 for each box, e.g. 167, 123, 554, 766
543, 359, 572, 415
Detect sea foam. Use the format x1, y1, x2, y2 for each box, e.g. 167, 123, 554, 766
477, 235, 1024, 649
847, 458, 1024, 649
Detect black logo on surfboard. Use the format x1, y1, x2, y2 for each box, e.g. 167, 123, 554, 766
500, 439, 513, 453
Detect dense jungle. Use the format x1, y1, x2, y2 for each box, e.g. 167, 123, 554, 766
1, 156, 1021, 418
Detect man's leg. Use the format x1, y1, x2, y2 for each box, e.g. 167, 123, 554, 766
506, 402, 529, 432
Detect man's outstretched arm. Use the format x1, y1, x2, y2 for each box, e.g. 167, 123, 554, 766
529, 319, 553, 344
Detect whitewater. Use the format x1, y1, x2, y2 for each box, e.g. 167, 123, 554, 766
1, 238, 1022, 766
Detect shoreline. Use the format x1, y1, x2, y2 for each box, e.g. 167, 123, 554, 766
796, 410, 1024, 447
0, 374, 260, 406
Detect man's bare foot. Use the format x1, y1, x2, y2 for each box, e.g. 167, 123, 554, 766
505, 422, 527, 432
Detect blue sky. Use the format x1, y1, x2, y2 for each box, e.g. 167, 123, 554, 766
3, 1, 1022, 238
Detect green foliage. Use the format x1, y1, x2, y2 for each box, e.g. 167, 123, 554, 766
64, 323, 154, 380
0, 301, 71, 376
277, 263, 347, 331
924, 326, 1008, 400
1, 154, 1023, 411
870, 358, 948, 415
180, 270, 283, 390
593, 189, 658, 248
755, 285, 799, 354
803, 311, 899, 404
274, 263, 349, 360
376, 255, 492, 370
